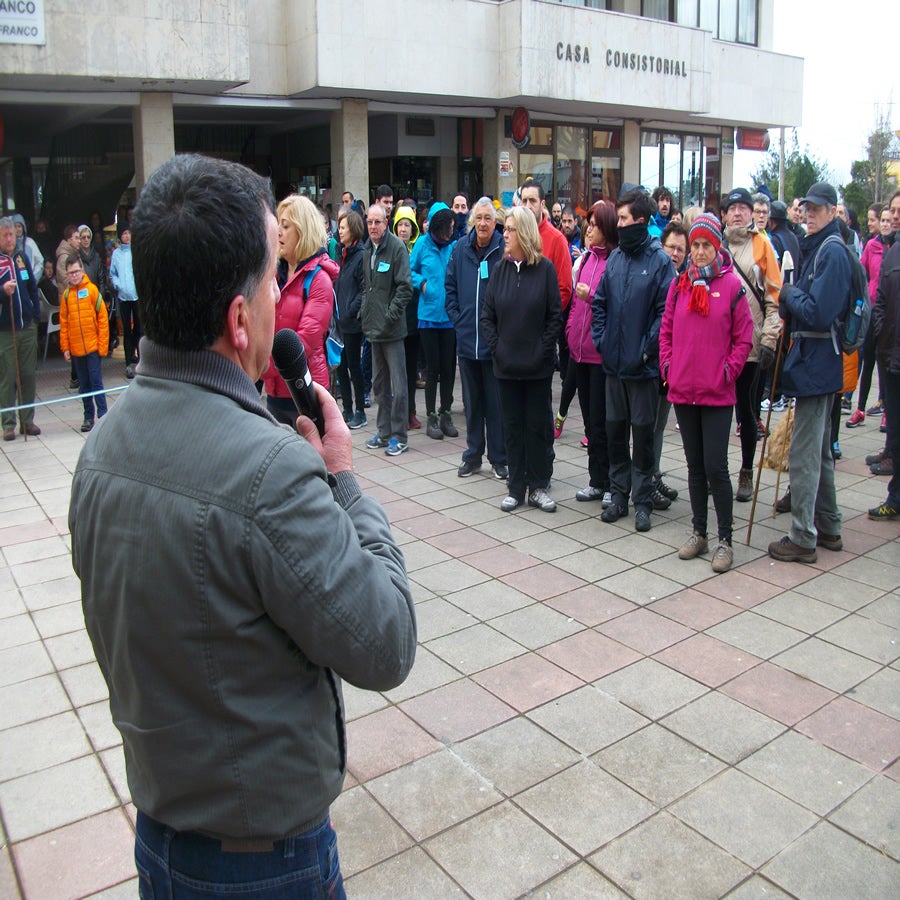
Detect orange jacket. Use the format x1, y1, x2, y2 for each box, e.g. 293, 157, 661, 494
60, 274, 109, 357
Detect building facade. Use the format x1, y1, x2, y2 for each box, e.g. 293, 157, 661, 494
0, 0, 802, 227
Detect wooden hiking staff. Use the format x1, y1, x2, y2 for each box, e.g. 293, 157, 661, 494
6, 291, 26, 443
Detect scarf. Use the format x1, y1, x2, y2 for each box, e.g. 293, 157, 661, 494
677, 253, 724, 316
617, 222, 648, 255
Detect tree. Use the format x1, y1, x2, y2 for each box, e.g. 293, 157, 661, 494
841, 110, 899, 213
750, 129, 832, 201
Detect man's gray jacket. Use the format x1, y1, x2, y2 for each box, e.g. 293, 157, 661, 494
69, 340, 417, 840
361, 231, 412, 342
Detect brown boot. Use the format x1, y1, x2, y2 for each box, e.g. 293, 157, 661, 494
775, 488, 791, 514
736, 468, 753, 502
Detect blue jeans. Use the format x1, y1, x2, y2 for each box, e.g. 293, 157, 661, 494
135, 811, 345, 899
72, 351, 107, 421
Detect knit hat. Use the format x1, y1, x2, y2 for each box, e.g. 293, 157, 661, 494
689, 213, 722, 251
721, 188, 753, 212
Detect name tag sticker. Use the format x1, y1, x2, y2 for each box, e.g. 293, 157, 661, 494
377, 261, 391, 273
20, 270, 29, 280
479, 260, 489, 279
77, 288, 89, 299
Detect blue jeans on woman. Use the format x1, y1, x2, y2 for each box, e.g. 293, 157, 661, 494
135, 811, 345, 899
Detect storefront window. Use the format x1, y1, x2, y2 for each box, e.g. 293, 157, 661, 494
675, 0, 757, 46
591, 129, 621, 205
640, 130, 720, 211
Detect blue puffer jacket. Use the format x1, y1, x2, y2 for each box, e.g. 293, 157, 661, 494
109, 243, 138, 301
409, 203, 456, 325
780, 220, 850, 398
445, 226, 504, 360
591, 234, 674, 379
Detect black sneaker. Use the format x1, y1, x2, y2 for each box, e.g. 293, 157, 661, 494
81, 419, 94, 433
868, 502, 898, 521
654, 477, 679, 501
635, 509, 652, 532
601, 503, 628, 523
492, 464, 509, 481
650, 488, 671, 510
458, 460, 482, 478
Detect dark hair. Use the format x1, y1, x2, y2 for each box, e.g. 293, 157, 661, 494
520, 178, 545, 201
63, 223, 78, 240
65, 253, 83, 269
375, 184, 393, 201
591, 200, 619, 248
453, 191, 469, 205
338, 208, 365, 243
661, 221, 688, 247
561, 205, 577, 218
617, 189, 652, 224
132, 154, 275, 351
652, 186, 674, 205
342, 191, 354, 201
429, 208, 455, 243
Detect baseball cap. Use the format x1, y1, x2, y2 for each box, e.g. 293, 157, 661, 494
769, 200, 788, 222
800, 182, 838, 207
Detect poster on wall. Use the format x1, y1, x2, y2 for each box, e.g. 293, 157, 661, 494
0, 0, 46, 46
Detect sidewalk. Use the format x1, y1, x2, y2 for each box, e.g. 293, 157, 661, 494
1, 359, 898, 899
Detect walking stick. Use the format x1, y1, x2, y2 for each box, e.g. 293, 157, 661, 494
746, 324, 786, 543
7, 291, 26, 442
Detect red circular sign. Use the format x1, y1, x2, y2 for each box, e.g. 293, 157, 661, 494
511, 107, 530, 149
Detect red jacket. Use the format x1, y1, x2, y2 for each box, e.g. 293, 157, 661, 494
659, 259, 753, 407
263, 253, 339, 395
539, 216, 573, 310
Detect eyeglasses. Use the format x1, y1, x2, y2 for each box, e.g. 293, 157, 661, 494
503, 226, 517, 234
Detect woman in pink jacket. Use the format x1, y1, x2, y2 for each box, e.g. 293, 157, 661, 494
262, 194, 339, 426
567, 200, 618, 504
660, 213, 753, 573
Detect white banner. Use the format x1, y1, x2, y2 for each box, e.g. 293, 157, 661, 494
0, 0, 45, 46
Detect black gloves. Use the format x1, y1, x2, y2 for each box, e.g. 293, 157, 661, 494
757, 345, 776, 371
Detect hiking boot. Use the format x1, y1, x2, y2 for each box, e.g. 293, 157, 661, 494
384, 439, 408, 456
601, 503, 627, 523
3, 428, 15, 441
68, 377, 80, 390
408, 414, 422, 430
365, 434, 389, 449
865, 449, 887, 466
426, 414, 443, 440
846, 409, 865, 428
125, 364, 136, 379
81, 419, 94, 433
816, 532, 843, 551
651, 488, 672, 510
634, 509, 652, 532
768, 535, 817, 564
711, 539, 734, 573
775, 488, 791, 513
576, 485, 604, 502
23, 423, 41, 436
528, 489, 557, 512
654, 477, 679, 501
348, 411, 367, 430
501, 495, 521, 512
871, 459, 894, 476
678, 532, 709, 560
439, 411, 458, 438
553, 413, 566, 439
492, 464, 508, 481
458, 460, 482, 478
868, 502, 898, 521
736, 468, 753, 502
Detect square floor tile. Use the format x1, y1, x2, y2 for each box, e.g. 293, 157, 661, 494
528, 685, 650, 755
424, 802, 576, 899
13, 809, 136, 900
594, 659, 708, 720
344, 847, 466, 898
654, 633, 762, 687
670, 768, 817, 867
533, 862, 628, 898
846, 667, 900, 719
856, 593, 899, 629
453, 716, 580, 797
796, 695, 900, 771
737, 730, 873, 816
818, 615, 899, 665
590, 812, 750, 900
473, 654, 582, 712
762, 822, 898, 900
594, 724, 725, 806
721, 662, 837, 726
0, 642, 54, 689
462, 544, 540, 578
771, 637, 881, 693
831, 557, 900, 592
735, 556, 819, 591
380, 646, 460, 704
0, 614, 39, 652
828, 775, 899, 860
694, 569, 783, 608
0, 755, 118, 840
539, 630, 641, 682
366, 749, 502, 841
792, 572, 884, 610
399, 678, 515, 743
543, 585, 636, 627
707, 611, 807, 659
649, 588, 743, 631
550, 547, 632, 583
597, 608, 694, 655
661, 690, 785, 764
412, 559, 491, 595
0, 711, 91, 781
345, 707, 441, 782
753, 590, 850, 634
500, 563, 587, 601
0, 674, 71, 730
425, 623, 525, 675
444, 581, 534, 619
413, 597, 477, 643
489, 603, 582, 650
517, 759, 655, 856
597, 567, 684, 605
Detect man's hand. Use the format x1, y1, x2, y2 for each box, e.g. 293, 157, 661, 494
757, 345, 775, 371
296, 382, 352, 474
778, 283, 794, 320
3, 281, 15, 297
574, 281, 591, 302
63, 350, 71, 362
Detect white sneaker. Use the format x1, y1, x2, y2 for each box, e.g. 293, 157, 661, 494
501, 496, 521, 512
601, 491, 612, 508
528, 489, 557, 512
760, 398, 771, 412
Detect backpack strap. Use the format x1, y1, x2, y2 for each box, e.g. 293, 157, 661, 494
301, 265, 322, 301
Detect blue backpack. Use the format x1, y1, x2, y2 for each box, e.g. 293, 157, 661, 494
302, 265, 343, 367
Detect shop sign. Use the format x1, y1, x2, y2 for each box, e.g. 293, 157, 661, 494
511, 107, 530, 150
605, 49, 688, 78
736, 128, 770, 151
0, 0, 45, 45
557, 42, 590, 63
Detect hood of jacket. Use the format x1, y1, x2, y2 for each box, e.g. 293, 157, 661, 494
11, 213, 27, 240
392, 206, 420, 246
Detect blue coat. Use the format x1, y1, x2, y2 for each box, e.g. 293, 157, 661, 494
780, 220, 850, 398
109, 243, 138, 301
444, 227, 504, 360
409, 203, 455, 325
591, 234, 674, 379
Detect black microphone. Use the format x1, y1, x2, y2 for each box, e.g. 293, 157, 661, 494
271, 328, 325, 436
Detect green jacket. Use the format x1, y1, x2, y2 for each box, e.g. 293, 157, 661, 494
361, 231, 412, 342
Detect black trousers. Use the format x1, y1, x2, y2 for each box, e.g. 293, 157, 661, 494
119, 300, 141, 366
735, 361, 761, 469
404, 331, 419, 417
336, 331, 365, 415
674, 404, 734, 543
605, 376, 658, 511
497, 376, 554, 501
574, 362, 610, 491
419, 328, 456, 416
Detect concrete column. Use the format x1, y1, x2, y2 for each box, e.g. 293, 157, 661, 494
483, 111, 517, 206
330, 100, 369, 205
132, 93, 175, 196
720, 126, 735, 194
437, 156, 458, 204
622, 120, 641, 185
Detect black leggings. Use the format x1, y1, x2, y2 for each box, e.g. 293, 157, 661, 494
419, 328, 456, 415
336, 331, 365, 415
735, 361, 761, 469
675, 404, 734, 543
856, 325, 882, 412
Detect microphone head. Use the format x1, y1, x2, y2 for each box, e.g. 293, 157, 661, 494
272, 328, 306, 371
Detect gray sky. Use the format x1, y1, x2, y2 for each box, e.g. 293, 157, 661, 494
733, 0, 897, 192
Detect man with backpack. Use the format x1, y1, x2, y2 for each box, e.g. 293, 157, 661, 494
769, 182, 852, 563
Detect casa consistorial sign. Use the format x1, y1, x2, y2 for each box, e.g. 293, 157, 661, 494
557, 42, 590, 63
606, 48, 688, 78
0, 0, 45, 45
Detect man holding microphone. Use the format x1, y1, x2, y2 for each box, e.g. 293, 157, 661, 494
69, 154, 417, 896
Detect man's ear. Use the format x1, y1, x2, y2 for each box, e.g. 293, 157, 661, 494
224, 294, 250, 352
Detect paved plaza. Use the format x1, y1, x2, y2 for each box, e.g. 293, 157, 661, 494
0, 357, 898, 899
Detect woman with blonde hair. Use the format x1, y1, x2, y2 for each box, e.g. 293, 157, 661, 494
481, 205, 562, 512
262, 194, 339, 425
